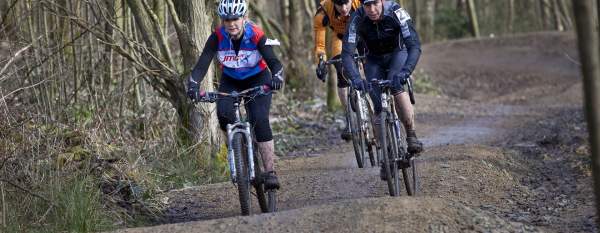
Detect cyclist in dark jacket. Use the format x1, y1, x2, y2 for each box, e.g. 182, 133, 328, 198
187, 0, 283, 189
342, 0, 424, 157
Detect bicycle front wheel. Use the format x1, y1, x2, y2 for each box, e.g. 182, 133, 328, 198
267, 190, 277, 212
364, 96, 377, 167
347, 92, 367, 168
380, 112, 399, 196
386, 116, 402, 196
402, 157, 419, 196
232, 133, 251, 215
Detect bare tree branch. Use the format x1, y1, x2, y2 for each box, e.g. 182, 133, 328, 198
1, 77, 50, 102
0, 44, 31, 79
0, 0, 20, 31
140, 0, 176, 70
0, 179, 56, 207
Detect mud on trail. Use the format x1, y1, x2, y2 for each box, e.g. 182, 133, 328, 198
115, 32, 595, 233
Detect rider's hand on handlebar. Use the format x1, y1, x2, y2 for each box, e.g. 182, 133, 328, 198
316, 54, 328, 82
270, 69, 284, 90
393, 72, 410, 90
201, 92, 218, 103
351, 78, 367, 91
187, 76, 202, 101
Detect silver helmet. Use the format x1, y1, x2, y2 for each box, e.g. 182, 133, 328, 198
218, 0, 247, 20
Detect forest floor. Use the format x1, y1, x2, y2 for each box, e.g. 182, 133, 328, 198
113, 31, 596, 233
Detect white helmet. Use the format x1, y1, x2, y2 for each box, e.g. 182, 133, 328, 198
218, 0, 247, 20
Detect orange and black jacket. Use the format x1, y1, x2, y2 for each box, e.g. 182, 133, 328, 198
313, 0, 361, 63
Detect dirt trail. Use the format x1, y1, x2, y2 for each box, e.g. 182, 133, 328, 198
115, 32, 595, 233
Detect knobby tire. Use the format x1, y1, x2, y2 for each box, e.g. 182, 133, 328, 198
232, 133, 251, 215
252, 150, 269, 213
348, 92, 366, 168
380, 112, 399, 196
387, 117, 401, 196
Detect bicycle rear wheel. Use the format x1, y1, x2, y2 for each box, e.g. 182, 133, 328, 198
232, 133, 251, 215
252, 150, 269, 213
347, 92, 366, 168
251, 144, 276, 213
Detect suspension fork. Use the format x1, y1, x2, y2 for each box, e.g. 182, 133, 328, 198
357, 91, 369, 131
226, 122, 256, 183
226, 103, 257, 183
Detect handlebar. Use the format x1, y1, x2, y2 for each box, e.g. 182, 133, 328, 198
370, 79, 393, 88
195, 85, 272, 103
320, 54, 365, 66
369, 78, 416, 105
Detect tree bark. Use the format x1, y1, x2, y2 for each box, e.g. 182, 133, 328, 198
398, 0, 407, 7
287, 0, 311, 95
540, 0, 553, 30
466, 0, 480, 38
171, 0, 220, 149
507, 0, 515, 33
551, 0, 564, 31
425, 0, 436, 42
412, 0, 420, 30
572, 0, 600, 226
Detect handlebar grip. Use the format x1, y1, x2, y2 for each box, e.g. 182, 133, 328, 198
407, 79, 416, 105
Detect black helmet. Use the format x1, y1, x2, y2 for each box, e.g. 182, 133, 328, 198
333, 0, 350, 5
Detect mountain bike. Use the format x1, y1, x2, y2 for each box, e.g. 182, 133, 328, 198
196, 85, 276, 215
318, 55, 378, 168
370, 79, 418, 196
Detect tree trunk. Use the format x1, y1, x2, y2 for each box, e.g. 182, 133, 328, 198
507, 0, 515, 33
540, 0, 553, 30
280, 0, 290, 32
419, 0, 436, 43
287, 0, 311, 96
551, 0, 564, 31
558, 0, 573, 30
153, 0, 166, 30
466, 0, 480, 38
171, 0, 220, 149
572, 0, 600, 226
398, 0, 407, 7
412, 0, 419, 30
103, 0, 115, 103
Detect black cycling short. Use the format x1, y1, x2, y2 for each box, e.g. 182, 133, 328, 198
217, 69, 273, 142
331, 54, 350, 88
365, 49, 408, 114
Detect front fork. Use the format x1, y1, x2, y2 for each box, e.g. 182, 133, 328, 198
226, 122, 256, 183
357, 91, 370, 138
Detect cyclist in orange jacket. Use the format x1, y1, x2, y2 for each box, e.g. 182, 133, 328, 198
313, 0, 364, 141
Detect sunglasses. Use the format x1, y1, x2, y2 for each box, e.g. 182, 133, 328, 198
223, 17, 241, 22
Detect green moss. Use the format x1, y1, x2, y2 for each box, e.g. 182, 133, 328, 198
412, 70, 441, 96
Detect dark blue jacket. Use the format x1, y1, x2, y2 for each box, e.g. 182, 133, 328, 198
342, 0, 421, 79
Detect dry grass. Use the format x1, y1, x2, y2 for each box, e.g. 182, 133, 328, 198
0, 101, 223, 231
